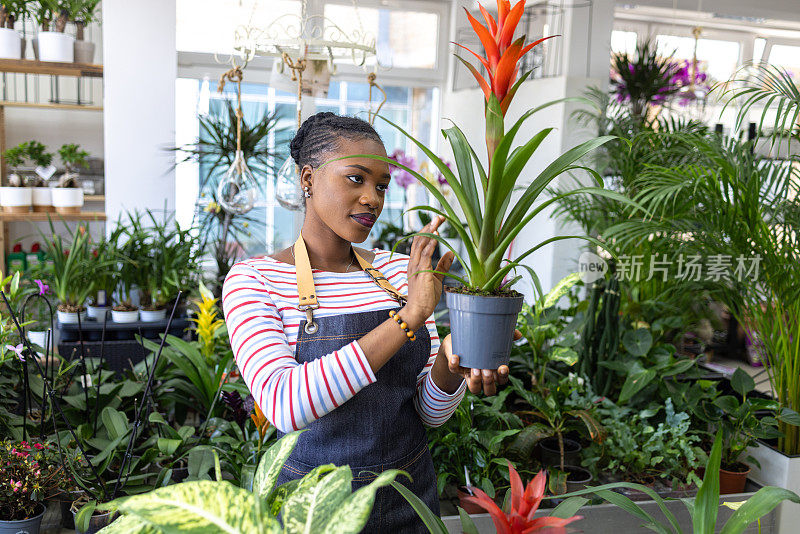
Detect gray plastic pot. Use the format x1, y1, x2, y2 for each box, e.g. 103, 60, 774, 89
445, 289, 524, 369
0, 503, 45, 534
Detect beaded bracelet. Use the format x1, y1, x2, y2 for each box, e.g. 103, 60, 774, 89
388, 310, 416, 341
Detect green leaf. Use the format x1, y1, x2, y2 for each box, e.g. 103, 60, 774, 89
694, 429, 723, 534
458, 506, 480, 534
252, 430, 304, 499
101, 406, 129, 441
777, 408, 800, 427
282, 466, 353, 533
714, 396, 740, 414
731, 368, 755, 397
719, 486, 800, 534
549, 346, 579, 367
75, 500, 97, 534
388, 476, 449, 534
550, 496, 589, 518
101, 480, 277, 533
96, 513, 158, 533
157, 438, 182, 456
323, 470, 408, 533
593, 489, 671, 533
619, 369, 657, 404
623, 329, 653, 357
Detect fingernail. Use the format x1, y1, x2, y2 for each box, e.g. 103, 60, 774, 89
472, 368, 480, 376
450, 357, 457, 365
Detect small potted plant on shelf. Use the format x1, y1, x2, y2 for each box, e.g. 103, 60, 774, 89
0, 440, 69, 534
348, 0, 634, 369
27, 140, 56, 212
0, 0, 27, 59
111, 220, 144, 323
1, 142, 32, 213
85, 226, 124, 320
35, 0, 74, 62
52, 143, 88, 214
39, 221, 94, 323
71, 0, 99, 63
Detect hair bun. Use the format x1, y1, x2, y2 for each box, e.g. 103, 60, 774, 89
290, 112, 337, 165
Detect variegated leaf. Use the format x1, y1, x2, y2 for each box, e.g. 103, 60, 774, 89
282, 466, 353, 534
253, 430, 304, 499
97, 514, 159, 533
323, 469, 405, 534
106, 480, 277, 534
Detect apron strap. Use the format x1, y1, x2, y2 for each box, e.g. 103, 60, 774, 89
294, 233, 407, 334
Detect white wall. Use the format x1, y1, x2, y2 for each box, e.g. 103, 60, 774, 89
618, 0, 800, 23
102, 0, 177, 227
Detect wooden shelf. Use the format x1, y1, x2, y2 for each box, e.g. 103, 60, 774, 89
0, 211, 105, 221
84, 195, 104, 202
0, 101, 102, 111
0, 59, 102, 78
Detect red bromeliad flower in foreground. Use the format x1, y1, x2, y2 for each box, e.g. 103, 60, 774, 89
462, 462, 583, 533
456, 0, 556, 116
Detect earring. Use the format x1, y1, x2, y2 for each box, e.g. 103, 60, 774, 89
303, 186, 311, 198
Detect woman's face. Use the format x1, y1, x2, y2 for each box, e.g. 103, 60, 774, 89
302, 137, 391, 243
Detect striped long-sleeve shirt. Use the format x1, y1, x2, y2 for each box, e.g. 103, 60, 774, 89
221, 248, 467, 434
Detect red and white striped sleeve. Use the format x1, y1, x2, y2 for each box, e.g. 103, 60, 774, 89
385, 254, 467, 427
221, 261, 377, 433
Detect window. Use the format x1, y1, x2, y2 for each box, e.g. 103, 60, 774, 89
610, 30, 637, 55
323, 5, 439, 69
656, 35, 741, 83
176, 78, 438, 257
768, 44, 800, 78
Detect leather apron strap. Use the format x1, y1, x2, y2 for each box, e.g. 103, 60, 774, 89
293, 233, 407, 334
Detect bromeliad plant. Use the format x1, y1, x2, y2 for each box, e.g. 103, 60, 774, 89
347, 0, 633, 297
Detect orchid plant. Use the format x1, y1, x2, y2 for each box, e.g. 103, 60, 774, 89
342, 0, 635, 296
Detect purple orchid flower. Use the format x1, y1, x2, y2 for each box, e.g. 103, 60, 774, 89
34, 279, 49, 295
6, 343, 24, 362
389, 149, 418, 190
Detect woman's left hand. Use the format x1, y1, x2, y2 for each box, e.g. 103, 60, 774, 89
442, 330, 523, 396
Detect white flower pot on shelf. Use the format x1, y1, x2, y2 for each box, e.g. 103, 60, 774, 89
51, 188, 84, 214
140, 308, 166, 322
38, 31, 74, 62
112, 309, 139, 323
73, 40, 95, 63
0, 186, 32, 213
86, 304, 110, 320
32, 187, 54, 212
747, 441, 800, 533
27, 330, 53, 357
0, 27, 22, 59
57, 309, 87, 324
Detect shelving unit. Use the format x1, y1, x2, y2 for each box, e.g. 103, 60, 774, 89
0, 59, 105, 274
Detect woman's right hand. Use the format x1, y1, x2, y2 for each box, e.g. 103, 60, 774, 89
401, 215, 455, 328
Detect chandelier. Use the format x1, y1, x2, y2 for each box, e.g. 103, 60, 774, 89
232, 0, 385, 211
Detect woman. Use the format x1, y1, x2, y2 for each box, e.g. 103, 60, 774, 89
222, 112, 512, 532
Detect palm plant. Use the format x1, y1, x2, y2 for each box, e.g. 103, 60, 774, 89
172, 99, 290, 297
605, 122, 800, 454
0, 0, 28, 29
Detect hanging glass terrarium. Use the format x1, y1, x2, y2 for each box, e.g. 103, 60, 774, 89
217, 149, 259, 214
275, 157, 304, 211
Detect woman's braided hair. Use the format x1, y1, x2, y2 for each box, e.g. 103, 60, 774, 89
289, 112, 383, 168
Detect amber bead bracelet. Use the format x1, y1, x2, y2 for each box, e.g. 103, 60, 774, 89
388, 310, 416, 341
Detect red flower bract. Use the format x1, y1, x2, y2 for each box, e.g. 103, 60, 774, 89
458, 0, 557, 115
461, 461, 583, 533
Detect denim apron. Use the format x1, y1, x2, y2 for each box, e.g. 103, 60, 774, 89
273, 233, 440, 533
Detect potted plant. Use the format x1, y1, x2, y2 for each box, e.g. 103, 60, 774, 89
346, 0, 631, 369
110, 219, 144, 323
1, 143, 33, 213
0, 1, 26, 59
85, 227, 124, 320
0, 440, 68, 534
52, 143, 88, 214
27, 141, 55, 212
71, 0, 99, 63
39, 221, 94, 323
714, 368, 787, 494
35, 0, 73, 62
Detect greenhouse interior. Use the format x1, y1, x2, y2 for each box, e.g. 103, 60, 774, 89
1, 0, 800, 533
